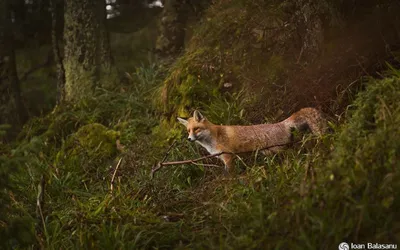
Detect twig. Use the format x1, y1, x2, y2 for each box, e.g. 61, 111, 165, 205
151, 141, 300, 178
191, 162, 223, 168
110, 158, 123, 193
158, 151, 227, 167
151, 152, 227, 179
35, 175, 47, 239
161, 140, 177, 163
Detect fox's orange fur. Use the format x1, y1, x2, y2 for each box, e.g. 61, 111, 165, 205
177, 108, 326, 173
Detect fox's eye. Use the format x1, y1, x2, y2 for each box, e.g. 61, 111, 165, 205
194, 127, 201, 133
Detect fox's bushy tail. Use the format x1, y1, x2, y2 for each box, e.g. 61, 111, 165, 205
285, 107, 327, 135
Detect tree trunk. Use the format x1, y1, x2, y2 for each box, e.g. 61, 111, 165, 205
155, 0, 189, 56
0, 0, 26, 132
63, 0, 116, 102
50, 0, 65, 103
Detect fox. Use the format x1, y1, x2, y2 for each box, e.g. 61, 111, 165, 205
177, 108, 327, 173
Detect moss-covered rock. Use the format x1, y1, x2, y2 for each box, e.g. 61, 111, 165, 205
55, 123, 120, 171
17, 104, 84, 147
159, 0, 337, 119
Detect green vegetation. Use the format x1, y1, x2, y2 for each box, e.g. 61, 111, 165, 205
2, 64, 399, 249
2, 0, 400, 249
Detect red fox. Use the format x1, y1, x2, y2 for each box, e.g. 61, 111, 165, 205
177, 108, 327, 173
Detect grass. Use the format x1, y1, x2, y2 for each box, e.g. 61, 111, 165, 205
2, 63, 399, 249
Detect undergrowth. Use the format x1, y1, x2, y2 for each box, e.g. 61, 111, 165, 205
2, 58, 400, 249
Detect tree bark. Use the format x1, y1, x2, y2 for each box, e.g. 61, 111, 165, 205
50, 0, 65, 103
63, 0, 117, 102
0, 0, 26, 131
155, 0, 189, 56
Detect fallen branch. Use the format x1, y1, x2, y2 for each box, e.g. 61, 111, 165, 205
151, 140, 301, 178
151, 151, 228, 179
110, 157, 123, 193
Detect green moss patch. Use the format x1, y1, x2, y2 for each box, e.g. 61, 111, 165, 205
55, 123, 119, 171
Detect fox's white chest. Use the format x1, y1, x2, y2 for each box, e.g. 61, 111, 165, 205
196, 140, 219, 155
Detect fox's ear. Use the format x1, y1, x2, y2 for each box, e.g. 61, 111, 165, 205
193, 110, 205, 122
177, 117, 188, 126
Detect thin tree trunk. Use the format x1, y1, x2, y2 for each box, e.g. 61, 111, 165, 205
50, 0, 65, 103
0, 0, 26, 132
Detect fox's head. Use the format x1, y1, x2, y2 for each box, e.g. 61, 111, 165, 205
177, 110, 211, 142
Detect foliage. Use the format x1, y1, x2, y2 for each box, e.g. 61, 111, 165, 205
0, 133, 36, 249
320, 71, 400, 243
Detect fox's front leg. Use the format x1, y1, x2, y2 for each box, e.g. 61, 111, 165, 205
220, 154, 234, 175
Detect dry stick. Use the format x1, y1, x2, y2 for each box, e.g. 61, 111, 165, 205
151, 152, 227, 178
36, 175, 47, 239
161, 140, 177, 163
190, 162, 222, 168
151, 141, 300, 178
110, 158, 123, 193
149, 140, 177, 179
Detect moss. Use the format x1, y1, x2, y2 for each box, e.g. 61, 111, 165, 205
160, 52, 222, 117
55, 123, 119, 170
151, 117, 184, 147
17, 104, 83, 146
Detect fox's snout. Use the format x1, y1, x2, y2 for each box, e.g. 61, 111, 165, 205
187, 133, 197, 142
